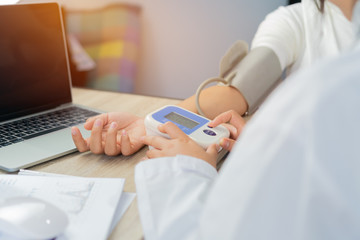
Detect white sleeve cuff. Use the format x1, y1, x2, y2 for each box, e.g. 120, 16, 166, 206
135, 155, 218, 240
135, 155, 218, 179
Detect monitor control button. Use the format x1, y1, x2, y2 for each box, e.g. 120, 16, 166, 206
203, 129, 216, 136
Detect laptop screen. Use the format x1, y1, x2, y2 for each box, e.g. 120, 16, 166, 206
0, 3, 72, 122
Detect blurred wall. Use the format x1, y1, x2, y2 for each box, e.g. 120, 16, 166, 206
22, 0, 288, 99
132, 0, 288, 99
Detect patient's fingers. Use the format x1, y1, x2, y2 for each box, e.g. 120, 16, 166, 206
123, 132, 146, 156
71, 127, 89, 152
90, 119, 105, 154
84, 113, 107, 130
121, 130, 144, 156
104, 122, 121, 156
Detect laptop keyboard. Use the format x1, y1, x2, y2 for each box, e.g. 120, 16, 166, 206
0, 107, 99, 148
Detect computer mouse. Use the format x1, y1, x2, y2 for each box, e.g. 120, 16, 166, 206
0, 196, 69, 239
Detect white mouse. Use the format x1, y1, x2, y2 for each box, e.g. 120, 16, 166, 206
0, 196, 69, 239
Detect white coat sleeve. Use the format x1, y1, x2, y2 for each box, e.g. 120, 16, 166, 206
135, 155, 218, 240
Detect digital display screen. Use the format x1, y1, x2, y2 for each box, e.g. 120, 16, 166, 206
165, 112, 199, 129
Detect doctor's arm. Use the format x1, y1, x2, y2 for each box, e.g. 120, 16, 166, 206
142, 121, 219, 167
135, 155, 218, 240
135, 122, 219, 239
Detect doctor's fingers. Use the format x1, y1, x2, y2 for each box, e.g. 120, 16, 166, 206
206, 143, 220, 156
220, 138, 236, 151
71, 127, 90, 152
158, 122, 188, 139
141, 135, 169, 150
210, 110, 245, 137
104, 122, 122, 156
208, 111, 232, 127
205, 144, 220, 168
145, 148, 167, 159
209, 110, 244, 126
222, 123, 239, 139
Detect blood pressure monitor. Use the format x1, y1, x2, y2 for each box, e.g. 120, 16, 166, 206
144, 105, 230, 149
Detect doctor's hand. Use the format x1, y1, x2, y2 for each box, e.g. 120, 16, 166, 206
208, 110, 246, 151
71, 112, 146, 156
141, 122, 219, 168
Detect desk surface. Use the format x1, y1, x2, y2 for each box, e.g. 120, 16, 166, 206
0, 87, 181, 240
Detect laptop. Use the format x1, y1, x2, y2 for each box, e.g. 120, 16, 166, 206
0, 2, 102, 172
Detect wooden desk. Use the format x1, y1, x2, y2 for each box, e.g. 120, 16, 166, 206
0, 87, 181, 240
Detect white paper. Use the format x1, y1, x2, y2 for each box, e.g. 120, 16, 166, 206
18, 169, 136, 238
0, 174, 124, 240
110, 192, 136, 232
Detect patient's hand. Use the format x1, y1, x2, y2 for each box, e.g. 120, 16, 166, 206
71, 112, 146, 156
208, 110, 246, 151
141, 122, 219, 168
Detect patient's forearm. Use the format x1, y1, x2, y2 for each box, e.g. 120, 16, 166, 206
177, 85, 248, 119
